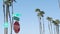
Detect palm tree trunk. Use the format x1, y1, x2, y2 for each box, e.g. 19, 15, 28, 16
42, 17, 45, 34
50, 21, 53, 34
56, 25, 59, 34
57, 25, 59, 34
54, 25, 56, 34
58, 0, 60, 8
55, 25, 57, 34
40, 17, 42, 34
48, 21, 51, 34
38, 16, 42, 34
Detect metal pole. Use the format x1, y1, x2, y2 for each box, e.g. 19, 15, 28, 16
3, 0, 6, 34
11, 1, 13, 34
9, 0, 14, 34
5, 3, 9, 34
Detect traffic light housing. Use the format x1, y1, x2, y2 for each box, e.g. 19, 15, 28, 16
4, 21, 8, 28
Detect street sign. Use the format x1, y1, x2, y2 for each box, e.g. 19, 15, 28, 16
13, 16, 20, 21
13, 13, 22, 17
13, 13, 21, 21
13, 21, 20, 33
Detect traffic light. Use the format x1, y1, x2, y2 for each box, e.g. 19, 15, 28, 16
4, 21, 8, 28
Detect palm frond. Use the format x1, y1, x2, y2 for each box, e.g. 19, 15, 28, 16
55, 19, 60, 24
37, 11, 45, 17
35, 8, 40, 12
47, 17, 52, 21
52, 19, 60, 25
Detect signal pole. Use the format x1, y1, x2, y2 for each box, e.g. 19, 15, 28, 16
3, 0, 10, 34
3, 0, 15, 34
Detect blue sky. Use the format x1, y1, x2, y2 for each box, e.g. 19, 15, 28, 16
0, 0, 60, 34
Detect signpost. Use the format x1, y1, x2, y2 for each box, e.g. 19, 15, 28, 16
13, 13, 20, 34
3, 0, 20, 34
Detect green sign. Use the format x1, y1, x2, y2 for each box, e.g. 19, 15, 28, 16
13, 16, 20, 21
12, 13, 21, 21
13, 13, 22, 17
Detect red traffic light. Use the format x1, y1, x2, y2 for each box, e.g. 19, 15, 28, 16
13, 21, 20, 33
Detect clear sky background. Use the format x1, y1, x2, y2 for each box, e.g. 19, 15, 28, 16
0, 0, 60, 34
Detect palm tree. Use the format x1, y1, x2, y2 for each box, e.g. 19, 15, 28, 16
58, 0, 60, 8
35, 8, 42, 34
55, 19, 60, 34
52, 20, 56, 34
40, 11, 45, 34
47, 17, 53, 34
52, 19, 60, 34
35, 8, 45, 34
